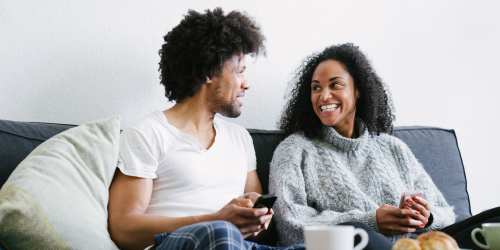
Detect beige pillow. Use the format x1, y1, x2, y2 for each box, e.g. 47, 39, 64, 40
0, 117, 121, 250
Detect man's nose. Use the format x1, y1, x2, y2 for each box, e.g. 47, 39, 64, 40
242, 78, 249, 90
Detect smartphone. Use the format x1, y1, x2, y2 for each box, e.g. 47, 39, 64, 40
253, 194, 277, 209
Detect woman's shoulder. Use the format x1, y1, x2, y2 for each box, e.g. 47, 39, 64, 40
280, 132, 315, 147
271, 132, 318, 171
370, 132, 413, 156
371, 132, 408, 150
274, 132, 316, 154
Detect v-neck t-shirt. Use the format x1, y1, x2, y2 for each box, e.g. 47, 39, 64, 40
117, 111, 256, 217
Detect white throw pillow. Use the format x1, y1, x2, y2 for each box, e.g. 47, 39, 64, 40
0, 117, 121, 250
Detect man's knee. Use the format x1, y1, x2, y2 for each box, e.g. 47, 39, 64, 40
155, 220, 244, 250
194, 220, 244, 248
206, 220, 240, 232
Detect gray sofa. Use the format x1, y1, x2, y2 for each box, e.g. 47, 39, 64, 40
0, 119, 472, 246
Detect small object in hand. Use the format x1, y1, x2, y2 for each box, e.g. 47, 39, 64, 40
252, 194, 277, 209
399, 192, 423, 209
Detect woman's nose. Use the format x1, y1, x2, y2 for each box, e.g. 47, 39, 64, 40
320, 90, 332, 101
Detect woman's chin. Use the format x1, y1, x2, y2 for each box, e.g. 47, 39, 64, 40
319, 119, 338, 127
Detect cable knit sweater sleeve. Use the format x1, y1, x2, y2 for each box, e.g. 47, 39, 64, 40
269, 134, 377, 245
391, 137, 456, 229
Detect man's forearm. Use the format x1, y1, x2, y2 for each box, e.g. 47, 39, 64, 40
109, 212, 218, 250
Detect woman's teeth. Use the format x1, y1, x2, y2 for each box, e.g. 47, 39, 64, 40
320, 104, 339, 112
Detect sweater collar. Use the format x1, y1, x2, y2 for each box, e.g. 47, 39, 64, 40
321, 120, 369, 152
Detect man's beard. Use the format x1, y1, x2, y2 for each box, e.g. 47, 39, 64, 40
216, 101, 241, 118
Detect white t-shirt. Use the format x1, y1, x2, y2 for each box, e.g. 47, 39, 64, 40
117, 111, 256, 217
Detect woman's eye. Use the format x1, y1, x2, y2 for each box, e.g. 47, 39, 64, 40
331, 82, 343, 89
312, 85, 320, 91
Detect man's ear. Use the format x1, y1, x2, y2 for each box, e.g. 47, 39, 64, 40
206, 76, 212, 84
355, 88, 360, 100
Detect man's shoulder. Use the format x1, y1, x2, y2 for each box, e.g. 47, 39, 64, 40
125, 111, 168, 136
214, 115, 249, 135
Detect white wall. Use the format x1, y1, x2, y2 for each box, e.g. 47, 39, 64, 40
1, 0, 499, 214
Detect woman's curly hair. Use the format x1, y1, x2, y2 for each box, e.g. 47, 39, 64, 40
158, 8, 265, 102
280, 43, 395, 138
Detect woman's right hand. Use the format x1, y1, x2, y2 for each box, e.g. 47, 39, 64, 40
376, 204, 426, 235
214, 197, 271, 237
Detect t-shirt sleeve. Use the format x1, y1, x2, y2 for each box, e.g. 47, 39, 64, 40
117, 127, 160, 179
242, 129, 257, 172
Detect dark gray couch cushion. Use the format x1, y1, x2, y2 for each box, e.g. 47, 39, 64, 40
0, 120, 73, 186
393, 126, 471, 221
0, 120, 471, 220
0, 119, 472, 246
249, 127, 472, 222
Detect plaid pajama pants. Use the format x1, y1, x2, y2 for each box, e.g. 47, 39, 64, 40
153, 220, 304, 250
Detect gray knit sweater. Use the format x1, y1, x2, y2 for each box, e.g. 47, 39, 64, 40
269, 125, 456, 245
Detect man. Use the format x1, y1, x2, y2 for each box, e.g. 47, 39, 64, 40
108, 8, 300, 250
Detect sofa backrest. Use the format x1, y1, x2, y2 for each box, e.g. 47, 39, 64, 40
0, 119, 471, 222
249, 127, 472, 222
0, 120, 74, 186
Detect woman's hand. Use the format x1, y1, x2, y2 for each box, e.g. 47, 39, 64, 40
376, 204, 426, 235
408, 196, 431, 228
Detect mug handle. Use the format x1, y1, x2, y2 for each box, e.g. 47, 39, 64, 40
353, 228, 369, 250
471, 228, 489, 249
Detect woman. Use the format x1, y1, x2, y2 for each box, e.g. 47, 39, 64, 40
269, 43, 500, 249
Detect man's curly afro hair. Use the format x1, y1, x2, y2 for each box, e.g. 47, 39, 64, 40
158, 8, 265, 102
280, 43, 395, 138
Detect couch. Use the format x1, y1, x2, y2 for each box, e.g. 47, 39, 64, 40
0, 119, 472, 247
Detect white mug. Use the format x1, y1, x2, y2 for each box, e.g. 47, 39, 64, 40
304, 225, 369, 250
471, 223, 500, 250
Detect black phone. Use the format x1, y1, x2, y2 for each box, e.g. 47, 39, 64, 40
253, 194, 277, 209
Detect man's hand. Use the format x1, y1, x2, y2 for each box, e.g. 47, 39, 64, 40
214, 196, 272, 237
240, 192, 274, 237
242, 192, 261, 205
240, 192, 274, 229
376, 204, 426, 235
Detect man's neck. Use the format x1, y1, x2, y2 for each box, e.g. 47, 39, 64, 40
163, 94, 216, 149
